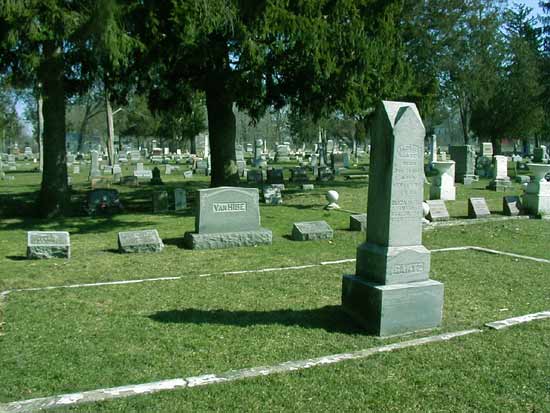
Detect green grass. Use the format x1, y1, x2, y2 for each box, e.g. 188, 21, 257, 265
1, 159, 549, 411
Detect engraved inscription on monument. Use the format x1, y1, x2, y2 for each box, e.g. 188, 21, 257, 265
213, 202, 247, 213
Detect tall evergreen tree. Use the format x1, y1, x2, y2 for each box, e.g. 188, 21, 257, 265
140, 0, 411, 186
0, 0, 137, 217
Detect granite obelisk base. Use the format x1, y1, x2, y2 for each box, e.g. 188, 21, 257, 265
342, 276, 444, 336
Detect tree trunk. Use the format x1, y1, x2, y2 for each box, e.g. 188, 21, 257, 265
104, 90, 115, 167
38, 41, 69, 217
37, 90, 44, 172
77, 101, 92, 153
205, 86, 238, 187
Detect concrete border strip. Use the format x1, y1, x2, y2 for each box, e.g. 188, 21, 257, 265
485, 311, 550, 330
1, 246, 549, 297
0, 329, 481, 413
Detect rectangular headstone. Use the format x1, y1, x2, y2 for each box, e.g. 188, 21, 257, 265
174, 189, 187, 211
301, 184, 314, 191
503, 196, 521, 216
153, 191, 169, 213
468, 197, 491, 218
118, 229, 164, 253
426, 200, 450, 222
195, 187, 261, 233
183, 170, 193, 178
27, 231, 70, 259
292, 221, 333, 241
184, 187, 272, 249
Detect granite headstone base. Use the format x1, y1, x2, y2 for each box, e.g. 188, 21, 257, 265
291, 221, 333, 241
341, 276, 444, 337
183, 229, 272, 250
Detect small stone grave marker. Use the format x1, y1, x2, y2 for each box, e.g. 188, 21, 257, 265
153, 191, 169, 213
468, 197, 491, 218
118, 229, 164, 253
503, 196, 522, 216
302, 184, 314, 191
263, 186, 282, 205
27, 231, 70, 259
426, 200, 450, 222
290, 167, 309, 183
349, 214, 367, 231
292, 221, 333, 241
183, 170, 193, 179
174, 188, 187, 210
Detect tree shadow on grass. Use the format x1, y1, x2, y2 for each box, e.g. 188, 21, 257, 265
148, 305, 365, 335
6, 255, 27, 261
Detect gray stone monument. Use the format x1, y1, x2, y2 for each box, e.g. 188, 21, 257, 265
487, 155, 511, 191
522, 163, 550, 216
27, 231, 71, 259
89, 150, 101, 178
503, 196, 522, 216
342, 101, 444, 337
292, 221, 333, 241
449, 145, 477, 185
118, 230, 164, 253
184, 187, 272, 249
174, 188, 187, 211
152, 191, 169, 213
263, 185, 283, 205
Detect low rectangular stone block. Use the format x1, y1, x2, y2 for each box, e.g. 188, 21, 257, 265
118, 229, 164, 253
349, 214, 367, 231
426, 200, 450, 222
468, 197, 491, 218
184, 229, 272, 250
292, 221, 333, 241
27, 231, 70, 259
341, 276, 444, 336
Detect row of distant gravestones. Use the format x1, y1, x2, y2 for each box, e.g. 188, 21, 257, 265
425, 196, 521, 222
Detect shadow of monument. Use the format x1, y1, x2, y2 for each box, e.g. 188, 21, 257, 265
148, 305, 364, 335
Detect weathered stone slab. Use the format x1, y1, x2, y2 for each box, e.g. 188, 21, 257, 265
27, 231, 70, 259
134, 170, 153, 179
349, 214, 367, 231
184, 229, 272, 250
426, 200, 450, 222
301, 184, 315, 191
118, 229, 164, 253
153, 191, 169, 213
503, 196, 521, 216
292, 221, 333, 241
174, 189, 187, 211
468, 197, 491, 218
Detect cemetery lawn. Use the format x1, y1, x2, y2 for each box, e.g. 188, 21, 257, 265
1, 162, 550, 410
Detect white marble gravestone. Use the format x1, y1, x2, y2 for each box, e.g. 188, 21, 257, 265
522, 163, 550, 216
429, 161, 456, 201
